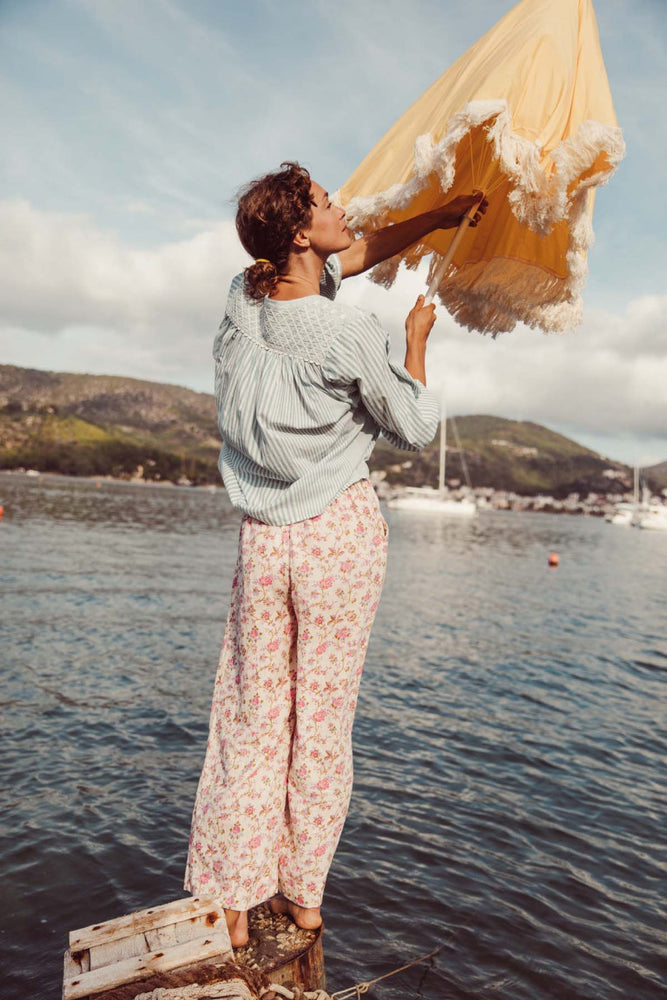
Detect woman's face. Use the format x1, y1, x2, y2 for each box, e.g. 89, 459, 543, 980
302, 181, 353, 257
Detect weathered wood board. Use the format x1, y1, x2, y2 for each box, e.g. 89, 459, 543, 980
62, 898, 326, 999
62, 896, 233, 1000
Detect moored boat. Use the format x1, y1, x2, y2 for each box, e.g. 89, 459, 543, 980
389, 485, 477, 516
387, 403, 477, 518
606, 502, 635, 526
637, 504, 667, 531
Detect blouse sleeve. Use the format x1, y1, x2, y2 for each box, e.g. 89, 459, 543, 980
213, 272, 245, 360
322, 309, 440, 451
319, 255, 342, 301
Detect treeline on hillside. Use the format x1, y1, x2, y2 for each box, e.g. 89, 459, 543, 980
3, 378, 662, 495
3, 439, 218, 485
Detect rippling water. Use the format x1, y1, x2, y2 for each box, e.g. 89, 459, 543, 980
1, 473, 665, 999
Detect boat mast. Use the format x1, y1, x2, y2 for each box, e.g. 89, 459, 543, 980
438, 401, 446, 496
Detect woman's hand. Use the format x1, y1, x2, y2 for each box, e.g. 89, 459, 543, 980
438, 191, 489, 228
406, 294, 436, 345
404, 295, 436, 385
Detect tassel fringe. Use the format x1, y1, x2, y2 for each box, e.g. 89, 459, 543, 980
339, 101, 624, 334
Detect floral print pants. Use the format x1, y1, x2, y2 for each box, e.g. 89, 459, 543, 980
184, 479, 388, 910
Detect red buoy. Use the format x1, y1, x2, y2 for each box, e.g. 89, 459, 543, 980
548, 551, 560, 567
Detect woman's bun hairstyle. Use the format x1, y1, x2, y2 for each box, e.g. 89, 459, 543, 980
236, 162, 314, 300
243, 259, 278, 300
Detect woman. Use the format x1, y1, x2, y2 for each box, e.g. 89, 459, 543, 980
184, 162, 486, 946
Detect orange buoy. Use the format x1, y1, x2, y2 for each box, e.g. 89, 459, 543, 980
0, 504, 4, 520
548, 551, 560, 567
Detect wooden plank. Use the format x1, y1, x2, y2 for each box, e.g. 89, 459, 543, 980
63, 931, 233, 1000
88, 912, 226, 969
69, 897, 224, 951
63, 948, 90, 977
145, 924, 178, 950
89, 931, 149, 970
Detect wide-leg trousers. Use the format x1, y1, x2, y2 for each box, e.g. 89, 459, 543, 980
184, 479, 388, 910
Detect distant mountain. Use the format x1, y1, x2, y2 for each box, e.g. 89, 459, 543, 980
643, 460, 667, 491
0, 365, 219, 483
372, 414, 634, 498
1, 364, 660, 496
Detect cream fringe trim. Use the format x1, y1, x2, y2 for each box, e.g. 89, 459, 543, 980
338, 100, 625, 335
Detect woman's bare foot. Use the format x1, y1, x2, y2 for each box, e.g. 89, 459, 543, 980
224, 908, 249, 948
268, 894, 322, 930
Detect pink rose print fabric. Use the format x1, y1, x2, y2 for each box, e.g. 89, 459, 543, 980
184, 479, 388, 910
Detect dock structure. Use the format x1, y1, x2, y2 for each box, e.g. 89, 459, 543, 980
62, 896, 327, 1000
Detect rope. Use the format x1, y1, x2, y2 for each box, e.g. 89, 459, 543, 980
330, 945, 444, 1000
130, 946, 443, 1000
134, 983, 257, 1000
133, 979, 334, 1000
261, 987, 332, 1000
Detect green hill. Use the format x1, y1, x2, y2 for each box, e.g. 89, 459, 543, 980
1, 364, 660, 496
0, 365, 219, 484
643, 460, 667, 491
373, 414, 633, 498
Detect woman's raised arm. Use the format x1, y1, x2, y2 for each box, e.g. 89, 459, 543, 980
336, 194, 487, 279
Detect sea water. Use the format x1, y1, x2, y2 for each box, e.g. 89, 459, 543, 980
1, 473, 665, 999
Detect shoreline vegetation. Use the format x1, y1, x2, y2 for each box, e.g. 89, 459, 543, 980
1, 467, 661, 519
2, 363, 665, 516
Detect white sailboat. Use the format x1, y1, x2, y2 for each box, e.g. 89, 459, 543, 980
387, 405, 477, 517
635, 469, 667, 529
607, 466, 639, 526
637, 503, 667, 531
606, 466, 667, 530
608, 503, 634, 526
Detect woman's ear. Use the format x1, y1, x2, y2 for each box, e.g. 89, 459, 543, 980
292, 229, 311, 250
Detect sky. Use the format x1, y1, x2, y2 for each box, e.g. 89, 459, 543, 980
1, 0, 666, 466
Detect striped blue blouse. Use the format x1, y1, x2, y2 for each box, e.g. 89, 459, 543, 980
213, 254, 440, 525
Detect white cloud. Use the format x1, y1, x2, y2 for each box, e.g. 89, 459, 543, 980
336, 264, 667, 452
0, 196, 244, 337
1, 200, 665, 463
5, 0, 663, 270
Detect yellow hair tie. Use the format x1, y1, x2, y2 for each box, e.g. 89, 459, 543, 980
255, 258, 271, 265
